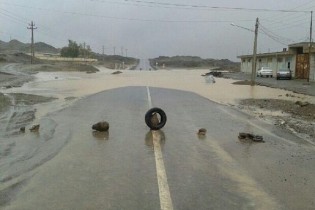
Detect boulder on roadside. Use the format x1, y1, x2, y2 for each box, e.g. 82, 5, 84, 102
92, 121, 109, 132
29, 124, 40, 132
197, 128, 207, 135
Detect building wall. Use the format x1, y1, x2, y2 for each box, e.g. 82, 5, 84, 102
239, 42, 315, 81
240, 55, 298, 78
241, 58, 252, 74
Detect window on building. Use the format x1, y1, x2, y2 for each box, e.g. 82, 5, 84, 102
277, 58, 283, 62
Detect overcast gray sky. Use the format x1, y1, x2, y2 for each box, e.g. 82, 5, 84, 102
0, 0, 314, 60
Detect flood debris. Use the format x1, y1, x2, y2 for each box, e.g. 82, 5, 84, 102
145, 107, 167, 130
285, 93, 296, 98
238, 132, 264, 143
92, 121, 109, 132
112, 71, 122, 75
20, 127, 25, 133
205, 75, 216, 84
295, 101, 309, 107
29, 124, 40, 132
201, 71, 223, 77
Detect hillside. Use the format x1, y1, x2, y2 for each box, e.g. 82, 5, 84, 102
92, 53, 139, 69
0, 40, 138, 68
150, 56, 240, 71
0, 40, 59, 54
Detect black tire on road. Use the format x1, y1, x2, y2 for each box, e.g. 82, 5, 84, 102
145, 107, 167, 130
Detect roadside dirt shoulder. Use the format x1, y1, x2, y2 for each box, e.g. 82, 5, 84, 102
238, 98, 315, 143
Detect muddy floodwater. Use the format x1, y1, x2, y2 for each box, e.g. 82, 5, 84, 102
1, 67, 315, 209
3, 67, 315, 119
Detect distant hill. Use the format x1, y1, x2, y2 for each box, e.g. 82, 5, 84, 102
150, 56, 240, 71
0, 40, 59, 54
92, 53, 139, 69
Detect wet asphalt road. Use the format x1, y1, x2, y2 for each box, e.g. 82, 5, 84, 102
224, 72, 315, 96
134, 59, 153, 71
4, 86, 315, 210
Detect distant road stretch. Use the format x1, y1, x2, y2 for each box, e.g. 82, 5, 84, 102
134, 59, 154, 71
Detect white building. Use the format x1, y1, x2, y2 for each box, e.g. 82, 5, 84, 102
238, 42, 315, 81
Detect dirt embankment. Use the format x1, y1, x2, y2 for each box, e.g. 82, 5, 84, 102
0, 64, 103, 132
0, 52, 99, 73
239, 98, 315, 142
0, 93, 57, 136
19, 63, 99, 73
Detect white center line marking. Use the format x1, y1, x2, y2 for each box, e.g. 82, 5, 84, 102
146, 86, 153, 108
147, 86, 174, 210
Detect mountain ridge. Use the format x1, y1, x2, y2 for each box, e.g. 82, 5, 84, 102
0, 40, 59, 54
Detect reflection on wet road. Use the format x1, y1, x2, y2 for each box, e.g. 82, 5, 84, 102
2, 87, 315, 210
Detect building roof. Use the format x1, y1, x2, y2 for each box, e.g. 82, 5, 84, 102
237, 42, 315, 59
237, 51, 292, 59
288, 42, 315, 48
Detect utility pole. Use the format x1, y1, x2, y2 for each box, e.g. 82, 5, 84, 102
27, 21, 37, 64
83, 42, 86, 60
308, 11, 313, 83
251, 17, 259, 86
102, 45, 105, 61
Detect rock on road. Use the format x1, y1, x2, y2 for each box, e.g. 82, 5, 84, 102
3, 86, 315, 210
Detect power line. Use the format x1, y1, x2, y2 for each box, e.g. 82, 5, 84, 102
264, 13, 308, 27
266, 17, 310, 31
261, 0, 314, 21
0, 8, 30, 23
259, 1, 314, 30
259, 24, 292, 45
109, 0, 311, 12
0, 2, 254, 23
0, 10, 28, 25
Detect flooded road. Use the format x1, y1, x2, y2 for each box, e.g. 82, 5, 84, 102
1, 85, 315, 209
1, 69, 315, 209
